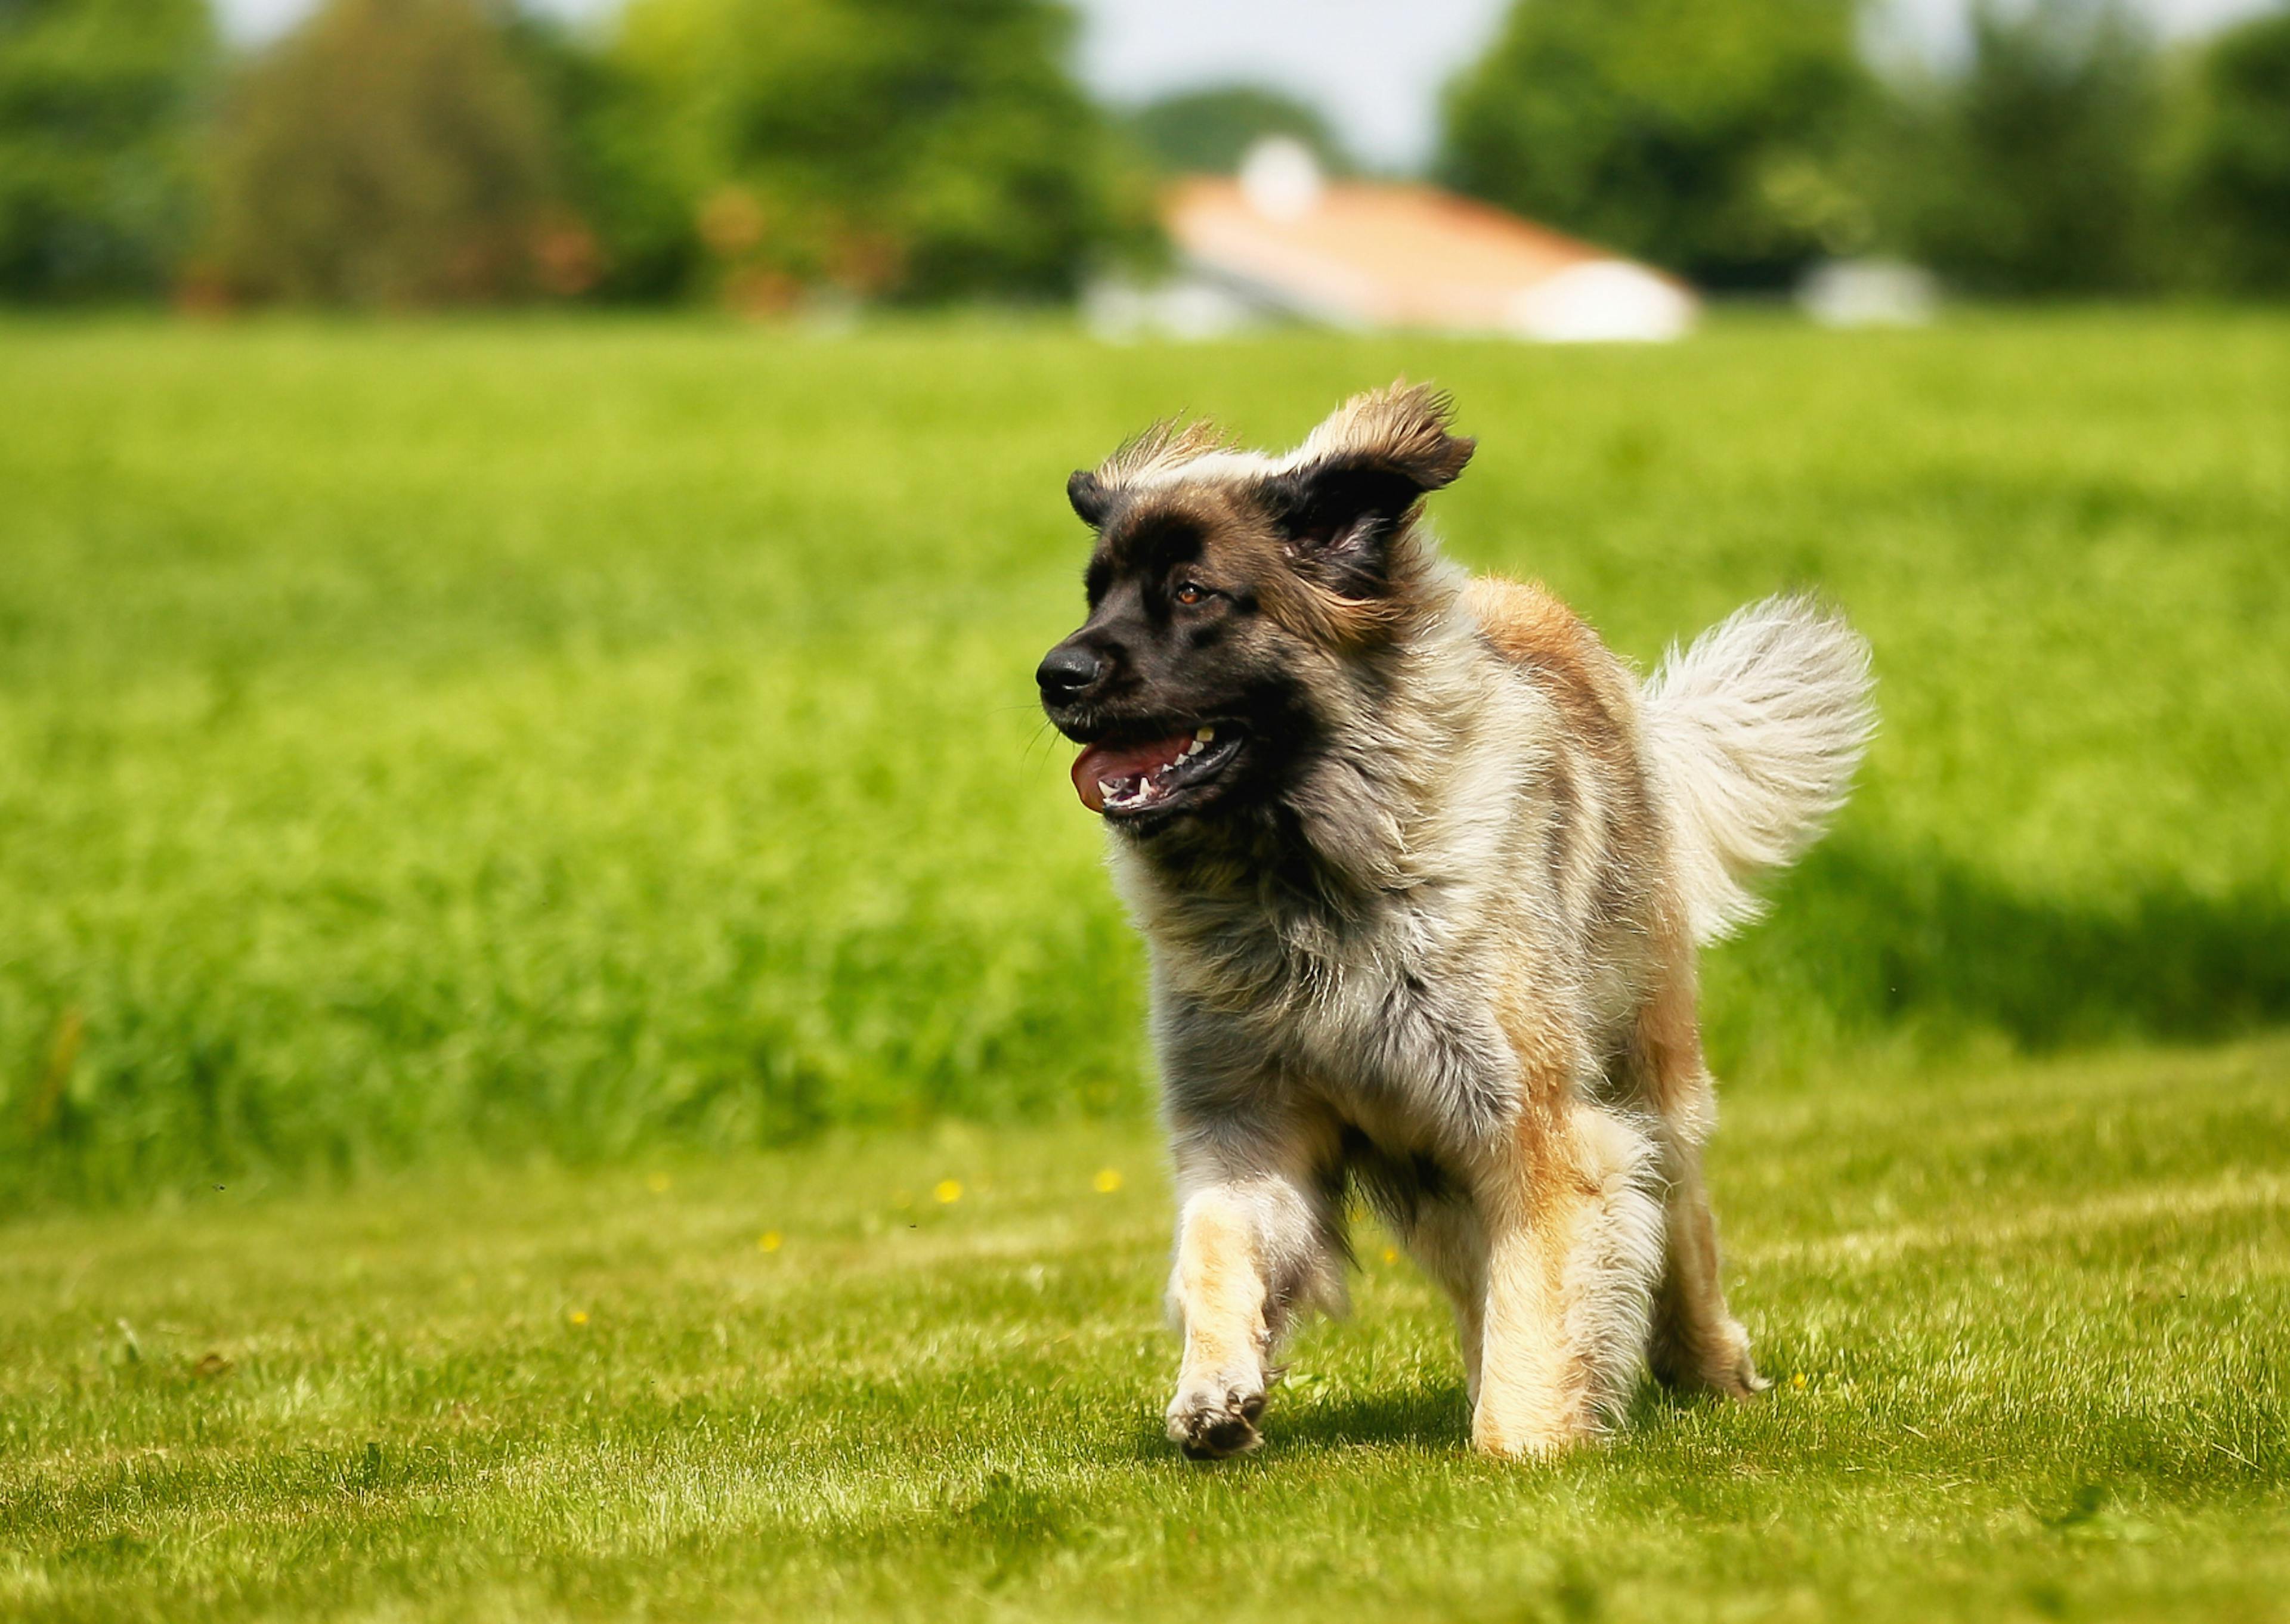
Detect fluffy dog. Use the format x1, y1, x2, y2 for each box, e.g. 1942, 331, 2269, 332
1035, 382, 1874, 1459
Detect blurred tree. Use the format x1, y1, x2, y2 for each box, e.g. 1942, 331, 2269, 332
0, 0, 214, 301
1437, 0, 1876, 287
1126, 83, 1350, 176
502, 11, 693, 302
2164, 5, 2290, 295
1886, 0, 2161, 295
205, 0, 567, 306
610, 0, 1154, 306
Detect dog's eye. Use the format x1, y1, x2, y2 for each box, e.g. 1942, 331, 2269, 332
1173, 581, 1206, 606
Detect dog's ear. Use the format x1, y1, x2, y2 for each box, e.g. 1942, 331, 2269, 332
1069, 419, 1229, 530
1265, 382, 1474, 597
1067, 470, 1112, 528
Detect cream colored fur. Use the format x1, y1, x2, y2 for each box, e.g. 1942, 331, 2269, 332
1642, 596, 1878, 943
1051, 383, 1875, 1460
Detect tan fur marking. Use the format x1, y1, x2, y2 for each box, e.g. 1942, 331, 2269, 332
1173, 1195, 1266, 1381
1293, 379, 1477, 489
1474, 1211, 1579, 1455
1624, 887, 1707, 1111
1162, 1187, 1285, 1456
1465, 576, 1593, 670
1468, 576, 1646, 778
1470, 994, 1602, 1457
1635, 947, 1765, 1397
1472, 1101, 1662, 1456
1096, 417, 1232, 485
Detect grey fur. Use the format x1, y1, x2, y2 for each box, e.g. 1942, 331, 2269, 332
1048, 383, 1874, 1456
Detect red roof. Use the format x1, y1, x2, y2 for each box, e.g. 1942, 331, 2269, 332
1166, 175, 1688, 333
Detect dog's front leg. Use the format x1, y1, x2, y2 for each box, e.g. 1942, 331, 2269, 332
1472, 1102, 1663, 1458
1163, 1161, 1334, 1461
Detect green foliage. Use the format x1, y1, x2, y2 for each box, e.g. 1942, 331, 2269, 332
1437, 0, 1876, 286
503, 10, 695, 302
1883, 0, 2162, 296
0, 315, 2286, 1208
1125, 83, 1350, 176
608, 0, 1153, 305
0, 0, 213, 300
204, 0, 569, 306
2, 1040, 2288, 1619
2165, 5, 2290, 295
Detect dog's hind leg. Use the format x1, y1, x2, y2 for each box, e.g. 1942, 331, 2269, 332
1347, 1136, 1490, 1406
1472, 1100, 1663, 1457
1162, 1130, 1344, 1461
1633, 960, 1768, 1399
1648, 1129, 1765, 1398
1395, 1200, 1488, 1407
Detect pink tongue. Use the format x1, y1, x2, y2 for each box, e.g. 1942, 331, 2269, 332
1072, 733, 1194, 812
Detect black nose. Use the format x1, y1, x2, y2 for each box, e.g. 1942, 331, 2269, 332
1036, 643, 1104, 703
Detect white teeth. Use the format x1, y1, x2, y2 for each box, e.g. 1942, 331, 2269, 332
1195, 726, 1216, 743
1181, 737, 1204, 758
1101, 773, 1161, 810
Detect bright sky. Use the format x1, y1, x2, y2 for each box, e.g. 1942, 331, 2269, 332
213, 0, 2278, 170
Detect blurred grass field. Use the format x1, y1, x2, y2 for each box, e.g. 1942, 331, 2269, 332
2, 1037, 2285, 1621
2, 312, 2287, 1207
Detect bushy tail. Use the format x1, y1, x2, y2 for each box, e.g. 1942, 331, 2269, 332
1641, 595, 1876, 944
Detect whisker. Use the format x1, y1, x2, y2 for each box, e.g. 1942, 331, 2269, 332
1022, 718, 1066, 767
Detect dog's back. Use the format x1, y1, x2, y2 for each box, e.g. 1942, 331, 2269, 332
1466, 578, 1874, 948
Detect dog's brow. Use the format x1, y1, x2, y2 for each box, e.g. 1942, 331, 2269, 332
1114, 516, 1203, 576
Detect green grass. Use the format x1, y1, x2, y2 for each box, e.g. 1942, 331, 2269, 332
4, 314, 2285, 1617
3, 1037, 2285, 1622
2, 311, 2288, 1205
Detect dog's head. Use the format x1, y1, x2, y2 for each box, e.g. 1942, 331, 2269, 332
1037, 382, 1474, 835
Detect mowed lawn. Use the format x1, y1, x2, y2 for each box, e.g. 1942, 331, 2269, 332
4, 1038, 2288, 1622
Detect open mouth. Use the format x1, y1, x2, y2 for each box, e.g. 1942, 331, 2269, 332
1071, 724, 1245, 817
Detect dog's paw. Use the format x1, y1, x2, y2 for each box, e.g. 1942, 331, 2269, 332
1704, 1325, 1771, 1399
1651, 1318, 1769, 1400
1166, 1382, 1267, 1461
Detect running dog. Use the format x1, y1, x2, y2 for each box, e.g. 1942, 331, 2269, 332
1035, 382, 1874, 1459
